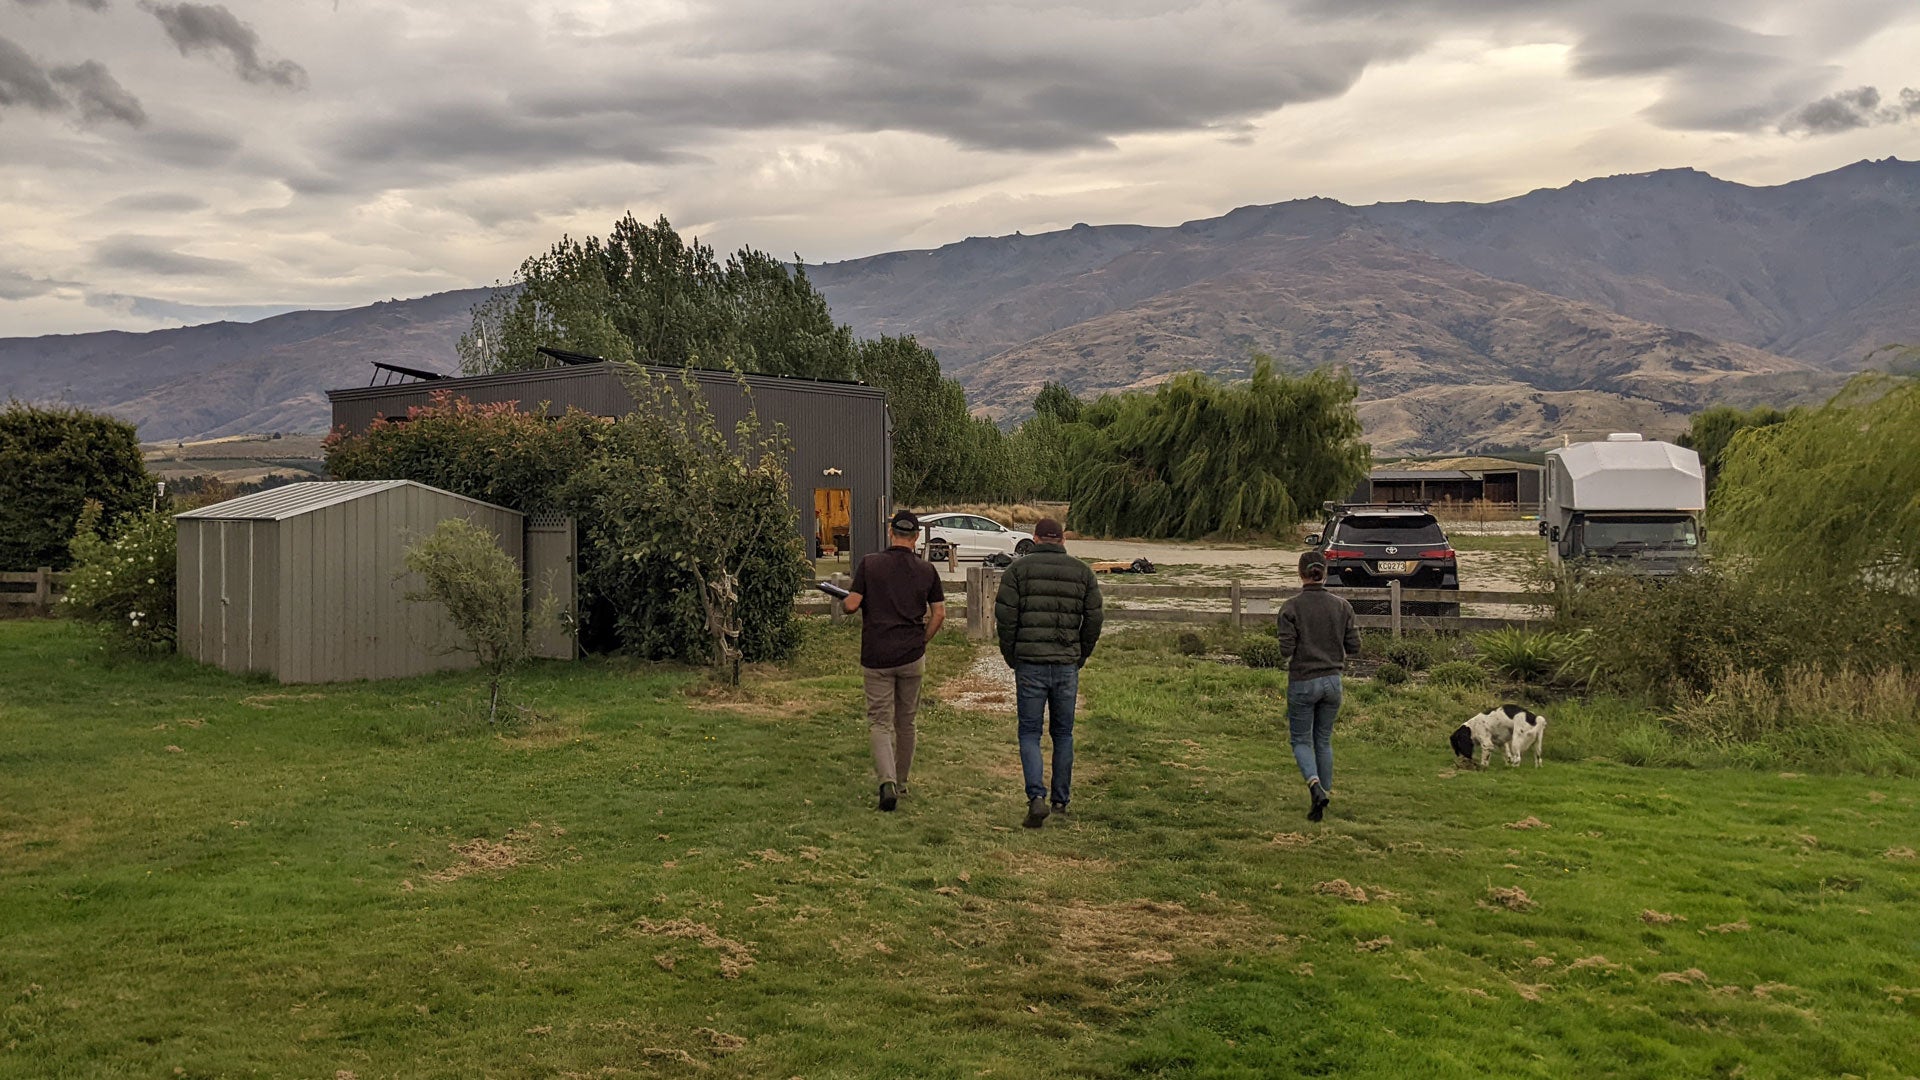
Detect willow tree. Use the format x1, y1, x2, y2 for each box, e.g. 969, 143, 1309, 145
1713, 372, 1920, 594
1066, 357, 1369, 540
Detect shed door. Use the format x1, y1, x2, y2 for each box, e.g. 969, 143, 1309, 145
525, 514, 577, 661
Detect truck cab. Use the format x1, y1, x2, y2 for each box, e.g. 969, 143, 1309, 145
1541, 434, 1706, 577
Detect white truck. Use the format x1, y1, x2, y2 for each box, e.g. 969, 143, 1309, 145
1539, 434, 1706, 576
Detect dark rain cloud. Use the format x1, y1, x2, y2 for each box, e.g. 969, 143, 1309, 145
140, 1, 308, 89
0, 34, 144, 126
12, 0, 113, 10
92, 234, 245, 276
1780, 85, 1920, 135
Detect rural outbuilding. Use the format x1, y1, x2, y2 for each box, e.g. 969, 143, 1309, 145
175, 480, 529, 683
327, 360, 893, 562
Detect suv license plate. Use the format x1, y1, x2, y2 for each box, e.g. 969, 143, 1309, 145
1373, 560, 1412, 574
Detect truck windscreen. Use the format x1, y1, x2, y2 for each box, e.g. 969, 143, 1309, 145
1582, 517, 1698, 552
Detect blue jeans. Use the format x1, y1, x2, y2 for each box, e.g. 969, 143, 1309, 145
1015, 662, 1078, 805
1286, 674, 1342, 794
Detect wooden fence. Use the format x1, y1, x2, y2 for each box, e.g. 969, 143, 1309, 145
0, 568, 71, 614
797, 568, 1555, 640
958, 569, 1552, 641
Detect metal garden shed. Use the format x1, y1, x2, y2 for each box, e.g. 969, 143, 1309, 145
175, 480, 528, 683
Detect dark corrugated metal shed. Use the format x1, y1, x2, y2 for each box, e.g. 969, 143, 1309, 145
328, 362, 894, 562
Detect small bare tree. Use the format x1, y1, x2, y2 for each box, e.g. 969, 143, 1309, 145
404, 517, 528, 722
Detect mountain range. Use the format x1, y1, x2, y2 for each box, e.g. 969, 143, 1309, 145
3, 158, 1915, 452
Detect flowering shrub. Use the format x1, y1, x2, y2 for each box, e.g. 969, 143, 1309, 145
62, 503, 177, 652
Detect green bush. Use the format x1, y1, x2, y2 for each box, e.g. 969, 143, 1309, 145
1177, 631, 1208, 656
1380, 636, 1437, 671
1238, 638, 1285, 669
1428, 661, 1486, 690
1475, 627, 1572, 683
60, 504, 176, 652
1373, 661, 1408, 686
404, 518, 531, 721
1, 402, 151, 570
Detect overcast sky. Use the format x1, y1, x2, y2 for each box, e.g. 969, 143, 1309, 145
3, 0, 1918, 336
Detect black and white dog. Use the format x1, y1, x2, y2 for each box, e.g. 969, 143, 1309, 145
1449, 704, 1547, 769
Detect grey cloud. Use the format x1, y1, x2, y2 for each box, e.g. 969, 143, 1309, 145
0, 35, 68, 113
141, 2, 308, 89
11, 0, 112, 9
93, 235, 245, 276
84, 292, 304, 323
0, 269, 77, 300
105, 191, 208, 212
51, 60, 146, 126
131, 124, 240, 166
1296, 2, 1909, 135
0, 34, 144, 126
506, 4, 1410, 155
1780, 85, 1920, 135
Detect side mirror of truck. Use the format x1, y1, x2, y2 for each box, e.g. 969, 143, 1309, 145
1304, 533, 1321, 547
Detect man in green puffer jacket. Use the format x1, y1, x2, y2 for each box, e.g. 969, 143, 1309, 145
995, 518, 1104, 829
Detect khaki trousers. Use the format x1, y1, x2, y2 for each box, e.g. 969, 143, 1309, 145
862, 657, 925, 785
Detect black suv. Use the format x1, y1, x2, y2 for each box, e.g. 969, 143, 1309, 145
1307, 503, 1460, 615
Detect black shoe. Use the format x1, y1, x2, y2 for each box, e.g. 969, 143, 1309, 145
1307, 796, 1329, 823
1051, 802, 1070, 818
1023, 797, 1050, 829
878, 782, 898, 812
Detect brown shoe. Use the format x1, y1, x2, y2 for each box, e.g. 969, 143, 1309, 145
1023, 797, 1050, 829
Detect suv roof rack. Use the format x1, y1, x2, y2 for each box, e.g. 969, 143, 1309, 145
1322, 501, 1433, 512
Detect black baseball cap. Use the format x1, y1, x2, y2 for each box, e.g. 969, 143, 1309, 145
890, 510, 921, 535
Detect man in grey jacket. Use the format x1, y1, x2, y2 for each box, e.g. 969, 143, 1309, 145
995, 518, 1103, 829
1276, 550, 1360, 822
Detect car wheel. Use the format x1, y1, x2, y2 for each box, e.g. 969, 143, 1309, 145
1014, 539, 1033, 555
927, 539, 952, 563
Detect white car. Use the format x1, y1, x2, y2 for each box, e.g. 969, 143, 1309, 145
916, 513, 1035, 564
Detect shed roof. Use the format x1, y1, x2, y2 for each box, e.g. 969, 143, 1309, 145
175, 480, 516, 522
1370, 469, 1473, 481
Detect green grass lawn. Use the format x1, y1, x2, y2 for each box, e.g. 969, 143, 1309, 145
3, 619, 1918, 1079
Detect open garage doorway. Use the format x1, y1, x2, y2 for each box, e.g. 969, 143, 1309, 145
814, 488, 852, 560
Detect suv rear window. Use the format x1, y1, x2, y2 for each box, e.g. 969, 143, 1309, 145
1333, 514, 1446, 545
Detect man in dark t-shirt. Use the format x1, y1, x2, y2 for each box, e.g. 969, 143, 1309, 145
845, 510, 946, 811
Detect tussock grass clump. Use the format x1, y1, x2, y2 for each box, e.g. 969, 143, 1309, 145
1474, 627, 1574, 684
1372, 662, 1408, 686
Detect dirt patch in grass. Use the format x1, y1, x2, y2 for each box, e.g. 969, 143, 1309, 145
240, 693, 325, 709
1886, 847, 1916, 860
1705, 920, 1751, 933
941, 652, 1020, 714
1570, 955, 1621, 971
994, 850, 1117, 878
1640, 909, 1686, 925
1656, 968, 1710, 985
425, 824, 553, 883
1483, 886, 1536, 911
1313, 879, 1371, 903
1505, 817, 1550, 830
1270, 832, 1315, 848
634, 917, 756, 979
0, 814, 93, 867
686, 683, 820, 721
1043, 898, 1266, 977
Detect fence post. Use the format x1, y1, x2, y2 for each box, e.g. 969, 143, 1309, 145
966, 567, 1002, 642
1229, 581, 1243, 630
829, 572, 850, 623
1389, 580, 1402, 639
947, 545, 959, 575
35, 566, 52, 611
